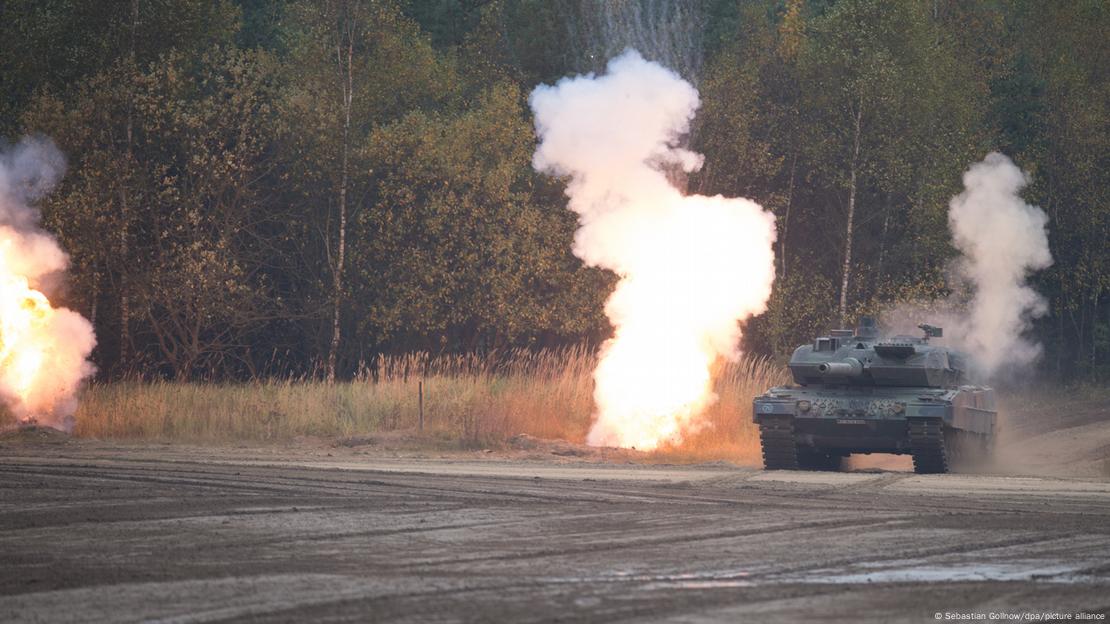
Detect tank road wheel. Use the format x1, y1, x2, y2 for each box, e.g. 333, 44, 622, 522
759, 416, 798, 470
908, 418, 949, 474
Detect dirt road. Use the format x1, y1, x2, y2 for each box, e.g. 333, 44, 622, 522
1, 443, 1109, 623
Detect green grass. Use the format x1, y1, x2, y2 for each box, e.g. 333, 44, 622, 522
57, 349, 789, 460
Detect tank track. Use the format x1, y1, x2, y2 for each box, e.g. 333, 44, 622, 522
758, 416, 798, 470
908, 418, 949, 474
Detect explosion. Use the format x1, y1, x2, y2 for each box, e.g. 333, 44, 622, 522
530, 51, 776, 450
0, 137, 96, 429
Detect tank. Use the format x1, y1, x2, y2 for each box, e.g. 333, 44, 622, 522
752, 317, 997, 474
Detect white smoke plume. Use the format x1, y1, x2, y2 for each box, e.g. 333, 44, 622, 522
882, 153, 1052, 378
0, 136, 96, 429
948, 152, 1052, 374
530, 50, 776, 450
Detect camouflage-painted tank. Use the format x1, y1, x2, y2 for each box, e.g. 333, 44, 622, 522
752, 317, 997, 474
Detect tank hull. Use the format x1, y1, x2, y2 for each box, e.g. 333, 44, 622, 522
753, 385, 997, 474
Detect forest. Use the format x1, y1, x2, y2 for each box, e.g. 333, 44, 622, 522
2, 0, 1107, 383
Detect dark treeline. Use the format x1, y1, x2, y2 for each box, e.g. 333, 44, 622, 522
1, 0, 1106, 381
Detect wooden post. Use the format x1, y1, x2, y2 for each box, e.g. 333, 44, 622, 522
418, 380, 424, 432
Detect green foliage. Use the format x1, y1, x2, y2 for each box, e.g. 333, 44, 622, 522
360, 81, 608, 350
745, 271, 838, 361
400, 0, 484, 49
4, 0, 1108, 381
0, 0, 240, 136
796, 0, 988, 274
1007, 0, 1110, 378
25, 46, 285, 378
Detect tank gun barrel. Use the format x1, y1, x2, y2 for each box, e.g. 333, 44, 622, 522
817, 357, 863, 377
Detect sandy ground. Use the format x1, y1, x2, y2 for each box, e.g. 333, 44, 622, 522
1, 428, 1109, 623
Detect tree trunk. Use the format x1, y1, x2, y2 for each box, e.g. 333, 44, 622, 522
326, 17, 353, 384
89, 271, 99, 327
877, 192, 892, 280
838, 99, 863, 326
1091, 289, 1099, 374
779, 151, 797, 279
119, 0, 139, 371
1056, 298, 1064, 378
1104, 293, 1109, 374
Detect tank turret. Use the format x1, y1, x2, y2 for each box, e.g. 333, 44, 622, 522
787, 319, 966, 388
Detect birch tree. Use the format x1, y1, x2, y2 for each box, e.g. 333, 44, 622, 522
282, 0, 449, 381
799, 0, 979, 326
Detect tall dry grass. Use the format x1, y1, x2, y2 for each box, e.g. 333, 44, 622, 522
652, 356, 789, 463
69, 348, 787, 460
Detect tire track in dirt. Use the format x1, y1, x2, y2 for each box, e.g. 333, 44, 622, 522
3, 447, 1110, 622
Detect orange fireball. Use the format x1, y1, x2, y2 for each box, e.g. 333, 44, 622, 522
0, 138, 96, 428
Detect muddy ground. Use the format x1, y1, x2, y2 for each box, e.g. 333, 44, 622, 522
1, 393, 1108, 623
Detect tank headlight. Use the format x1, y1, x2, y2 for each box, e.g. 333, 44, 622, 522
797, 400, 811, 413
893, 403, 905, 414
